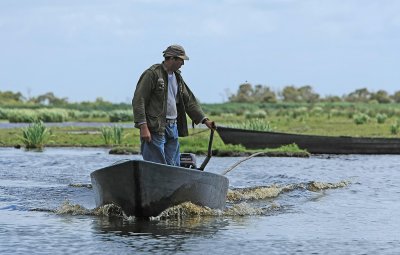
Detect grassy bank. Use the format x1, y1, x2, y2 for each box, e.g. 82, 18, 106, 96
0, 125, 308, 157
2, 103, 400, 156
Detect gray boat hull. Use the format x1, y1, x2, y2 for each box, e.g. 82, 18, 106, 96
90, 160, 229, 217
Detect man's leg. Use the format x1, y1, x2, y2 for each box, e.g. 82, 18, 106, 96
164, 123, 180, 166
140, 133, 167, 164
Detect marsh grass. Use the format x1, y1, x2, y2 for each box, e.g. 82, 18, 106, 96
353, 113, 370, 125
231, 118, 273, 131
390, 120, 400, 135
21, 120, 50, 150
100, 126, 113, 145
112, 125, 124, 145
100, 125, 124, 145
109, 110, 132, 122
376, 113, 387, 124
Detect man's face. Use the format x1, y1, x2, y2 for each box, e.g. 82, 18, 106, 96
172, 57, 184, 71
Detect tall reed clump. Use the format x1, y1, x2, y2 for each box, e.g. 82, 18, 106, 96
232, 118, 273, 131
21, 120, 50, 150
376, 113, 387, 124
112, 125, 123, 145
100, 125, 124, 145
390, 120, 400, 135
353, 113, 370, 125
109, 110, 133, 122
100, 126, 113, 145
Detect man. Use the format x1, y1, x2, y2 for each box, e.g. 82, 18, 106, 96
132, 44, 215, 166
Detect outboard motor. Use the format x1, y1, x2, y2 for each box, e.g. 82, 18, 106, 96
180, 153, 197, 169
180, 128, 215, 171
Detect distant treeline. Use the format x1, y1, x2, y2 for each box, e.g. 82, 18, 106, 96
2, 88, 400, 123
0, 91, 128, 111
228, 83, 400, 104
2, 84, 400, 110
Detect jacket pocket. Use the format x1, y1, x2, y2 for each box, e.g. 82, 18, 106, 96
146, 114, 161, 132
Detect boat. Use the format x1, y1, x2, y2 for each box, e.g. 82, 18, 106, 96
90, 129, 229, 217
90, 160, 229, 217
217, 126, 400, 154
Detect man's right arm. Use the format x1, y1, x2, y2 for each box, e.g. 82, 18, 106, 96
139, 123, 152, 142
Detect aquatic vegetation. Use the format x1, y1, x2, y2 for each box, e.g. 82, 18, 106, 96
231, 118, 273, 131
100, 125, 124, 145
244, 109, 267, 119
109, 110, 132, 122
112, 125, 124, 145
376, 113, 387, 124
55, 200, 91, 215
155, 202, 217, 220
227, 185, 283, 201
353, 113, 370, 125
100, 126, 113, 145
390, 120, 400, 135
20, 120, 50, 150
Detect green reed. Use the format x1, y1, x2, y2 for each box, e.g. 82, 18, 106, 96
353, 113, 370, 125
390, 120, 400, 135
376, 113, 387, 124
231, 118, 273, 131
100, 126, 113, 145
100, 125, 124, 145
21, 120, 50, 150
112, 125, 123, 145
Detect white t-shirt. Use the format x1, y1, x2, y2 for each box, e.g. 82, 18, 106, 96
166, 73, 178, 119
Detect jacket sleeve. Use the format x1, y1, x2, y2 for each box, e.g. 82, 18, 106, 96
132, 69, 155, 127
181, 79, 206, 124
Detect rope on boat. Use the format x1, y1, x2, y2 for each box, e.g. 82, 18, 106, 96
221, 152, 264, 175
189, 128, 210, 136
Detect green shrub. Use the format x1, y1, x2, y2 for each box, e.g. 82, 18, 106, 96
0, 108, 7, 119
390, 121, 400, 135
109, 110, 132, 122
8, 109, 37, 123
245, 110, 267, 119
21, 120, 50, 150
291, 107, 308, 119
353, 113, 370, 125
376, 113, 387, 124
310, 106, 324, 116
37, 109, 68, 122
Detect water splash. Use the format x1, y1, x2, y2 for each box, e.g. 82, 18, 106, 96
227, 185, 283, 201
55, 200, 92, 215
54, 200, 123, 217
68, 183, 92, 188
306, 180, 350, 192
227, 180, 350, 202
50, 180, 350, 219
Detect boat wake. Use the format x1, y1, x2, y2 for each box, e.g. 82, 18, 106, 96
48, 180, 350, 219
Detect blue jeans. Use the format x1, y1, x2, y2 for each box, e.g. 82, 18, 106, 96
140, 123, 180, 166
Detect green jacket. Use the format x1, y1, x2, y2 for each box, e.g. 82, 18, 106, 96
132, 63, 206, 137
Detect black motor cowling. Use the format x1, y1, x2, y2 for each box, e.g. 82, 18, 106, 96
180, 153, 197, 169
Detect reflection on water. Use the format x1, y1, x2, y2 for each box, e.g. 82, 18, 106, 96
1, 148, 400, 254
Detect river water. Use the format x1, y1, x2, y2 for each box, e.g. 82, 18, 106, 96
1, 148, 399, 254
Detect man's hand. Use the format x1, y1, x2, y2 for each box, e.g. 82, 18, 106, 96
204, 119, 216, 130
140, 123, 151, 142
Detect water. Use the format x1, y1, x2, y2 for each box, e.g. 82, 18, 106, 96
1, 148, 399, 254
